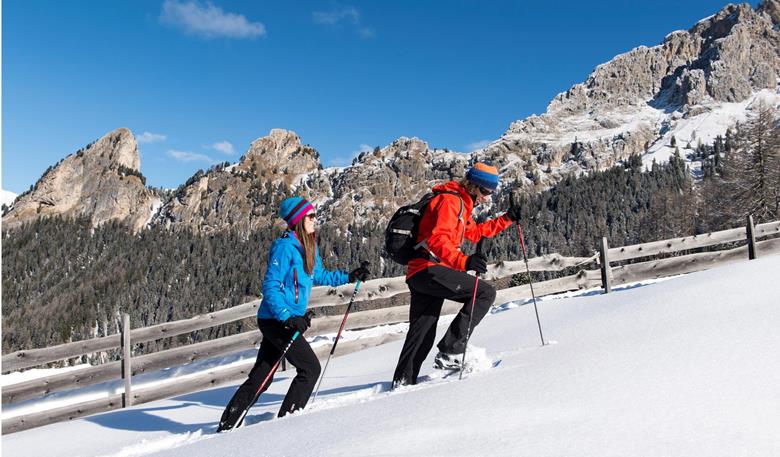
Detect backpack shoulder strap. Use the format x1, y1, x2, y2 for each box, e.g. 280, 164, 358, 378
432, 190, 464, 222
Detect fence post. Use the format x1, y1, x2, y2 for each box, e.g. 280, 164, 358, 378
121, 313, 132, 408
746, 215, 757, 260
599, 236, 612, 293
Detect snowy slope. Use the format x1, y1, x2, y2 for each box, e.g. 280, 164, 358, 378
3, 256, 780, 457
1, 189, 17, 207
642, 88, 780, 169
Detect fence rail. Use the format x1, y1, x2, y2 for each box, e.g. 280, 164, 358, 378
2, 217, 779, 434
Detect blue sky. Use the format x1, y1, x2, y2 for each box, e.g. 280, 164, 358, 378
2, 0, 758, 194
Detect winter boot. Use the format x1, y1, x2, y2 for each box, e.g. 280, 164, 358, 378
433, 351, 462, 370
392, 375, 412, 390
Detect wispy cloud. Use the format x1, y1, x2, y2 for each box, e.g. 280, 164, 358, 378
160, 0, 266, 39
353, 143, 372, 156
357, 27, 376, 39
465, 139, 491, 152
168, 149, 216, 163
313, 5, 375, 39
328, 143, 373, 167
207, 141, 235, 155
137, 131, 167, 144
313, 5, 360, 25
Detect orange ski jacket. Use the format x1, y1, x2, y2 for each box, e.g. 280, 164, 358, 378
406, 180, 513, 279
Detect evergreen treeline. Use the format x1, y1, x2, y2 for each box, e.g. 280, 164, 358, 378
2, 220, 276, 355
698, 104, 780, 230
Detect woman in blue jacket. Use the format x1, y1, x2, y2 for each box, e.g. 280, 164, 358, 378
217, 196, 370, 431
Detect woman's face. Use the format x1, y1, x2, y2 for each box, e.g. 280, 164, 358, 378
473, 185, 493, 204
303, 212, 317, 234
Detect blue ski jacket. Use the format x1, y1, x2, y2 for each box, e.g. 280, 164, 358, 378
258, 231, 349, 322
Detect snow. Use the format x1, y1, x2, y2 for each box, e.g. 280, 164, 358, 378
642, 89, 780, 169
505, 102, 665, 147
3, 256, 780, 456
1, 189, 18, 207
145, 198, 164, 228
0, 364, 93, 388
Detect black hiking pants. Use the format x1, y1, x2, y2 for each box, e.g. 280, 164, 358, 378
392, 265, 496, 385
218, 318, 321, 430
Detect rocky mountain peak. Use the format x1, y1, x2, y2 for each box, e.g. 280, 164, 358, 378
352, 136, 431, 166
2, 128, 158, 232
93, 127, 141, 171
237, 129, 322, 180
491, 1, 780, 192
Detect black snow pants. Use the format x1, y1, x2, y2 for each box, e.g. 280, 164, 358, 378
392, 265, 496, 385
218, 318, 321, 430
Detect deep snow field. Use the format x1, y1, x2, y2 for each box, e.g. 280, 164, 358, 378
3, 255, 779, 457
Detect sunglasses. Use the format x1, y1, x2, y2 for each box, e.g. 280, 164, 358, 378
305, 213, 317, 220
478, 186, 494, 196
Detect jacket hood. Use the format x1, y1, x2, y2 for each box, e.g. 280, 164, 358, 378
432, 180, 474, 207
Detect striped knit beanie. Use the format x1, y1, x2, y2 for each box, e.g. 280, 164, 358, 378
466, 162, 499, 190
279, 196, 315, 229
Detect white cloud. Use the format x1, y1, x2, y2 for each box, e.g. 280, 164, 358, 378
465, 139, 492, 152
313, 5, 374, 39
137, 131, 168, 144
313, 6, 360, 25
357, 27, 375, 39
328, 143, 374, 167
160, 0, 266, 39
168, 149, 216, 163
352, 143, 372, 156
208, 141, 235, 155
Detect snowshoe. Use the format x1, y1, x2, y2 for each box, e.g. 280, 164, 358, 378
433, 351, 463, 370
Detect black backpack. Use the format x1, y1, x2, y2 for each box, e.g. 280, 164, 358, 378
384, 190, 462, 265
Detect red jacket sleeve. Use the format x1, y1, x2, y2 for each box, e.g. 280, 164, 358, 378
464, 214, 513, 243
426, 194, 469, 271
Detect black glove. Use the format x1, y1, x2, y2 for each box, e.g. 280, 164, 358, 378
465, 253, 488, 274
284, 313, 312, 333
505, 202, 522, 222
348, 261, 371, 283
304, 309, 315, 326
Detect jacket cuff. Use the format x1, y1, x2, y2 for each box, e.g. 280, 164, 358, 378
458, 254, 468, 271
277, 309, 292, 322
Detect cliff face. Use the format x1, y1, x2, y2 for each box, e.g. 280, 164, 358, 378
2, 128, 159, 232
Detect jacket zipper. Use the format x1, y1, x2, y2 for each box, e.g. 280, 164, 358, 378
293, 268, 299, 303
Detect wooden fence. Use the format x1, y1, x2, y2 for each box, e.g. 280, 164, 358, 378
2, 217, 779, 434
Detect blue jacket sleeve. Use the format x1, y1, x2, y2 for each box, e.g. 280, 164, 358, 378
312, 250, 349, 287
261, 240, 294, 321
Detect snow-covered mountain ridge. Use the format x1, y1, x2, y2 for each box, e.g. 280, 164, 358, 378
4, 1, 780, 233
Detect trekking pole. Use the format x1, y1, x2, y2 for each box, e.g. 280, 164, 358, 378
517, 224, 545, 346
233, 330, 301, 430
460, 237, 489, 380
311, 279, 362, 402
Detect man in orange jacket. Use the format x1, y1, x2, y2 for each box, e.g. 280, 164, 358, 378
392, 163, 521, 387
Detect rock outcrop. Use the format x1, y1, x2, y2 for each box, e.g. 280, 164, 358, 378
2, 128, 159, 232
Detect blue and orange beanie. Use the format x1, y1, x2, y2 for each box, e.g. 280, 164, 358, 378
279, 196, 315, 229
466, 162, 499, 190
